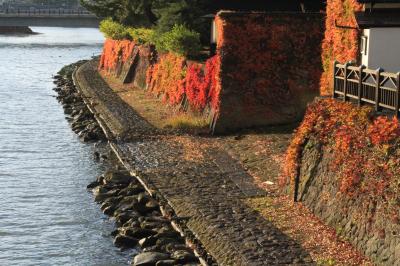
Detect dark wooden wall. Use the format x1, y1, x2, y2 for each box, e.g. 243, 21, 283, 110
211, 0, 326, 12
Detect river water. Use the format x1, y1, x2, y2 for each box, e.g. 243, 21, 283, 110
0, 27, 133, 265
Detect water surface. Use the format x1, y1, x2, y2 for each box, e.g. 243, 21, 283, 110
0, 27, 133, 265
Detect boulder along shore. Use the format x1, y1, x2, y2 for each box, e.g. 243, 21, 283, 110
53, 62, 206, 266
0, 26, 37, 35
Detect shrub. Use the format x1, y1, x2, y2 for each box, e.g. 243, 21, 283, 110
99, 19, 201, 58
99, 18, 130, 40
126, 27, 156, 45
156, 24, 202, 58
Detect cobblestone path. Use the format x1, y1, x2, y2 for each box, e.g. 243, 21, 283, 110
74, 61, 313, 265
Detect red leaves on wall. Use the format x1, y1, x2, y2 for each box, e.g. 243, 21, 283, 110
368, 116, 400, 145
146, 53, 187, 106
185, 63, 208, 111
99, 13, 322, 125
146, 53, 221, 113
283, 99, 400, 197
185, 56, 221, 112
99, 38, 222, 114
99, 39, 136, 72
215, 13, 323, 113
320, 0, 362, 95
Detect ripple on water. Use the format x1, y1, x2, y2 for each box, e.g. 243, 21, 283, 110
0, 27, 132, 266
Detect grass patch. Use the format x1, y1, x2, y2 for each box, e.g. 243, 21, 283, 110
163, 113, 209, 130
317, 258, 337, 266
99, 71, 210, 134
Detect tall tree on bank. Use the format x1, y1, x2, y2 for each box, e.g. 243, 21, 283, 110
80, 0, 211, 29
81, 0, 158, 26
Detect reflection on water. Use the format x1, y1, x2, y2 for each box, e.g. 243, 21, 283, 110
0, 27, 133, 265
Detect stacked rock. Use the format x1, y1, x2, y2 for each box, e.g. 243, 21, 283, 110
53, 62, 106, 142
88, 170, 200, 266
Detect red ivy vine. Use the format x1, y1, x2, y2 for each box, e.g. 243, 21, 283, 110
283, 99, 400, 197
99, 38, 222, 115
320, 0, 362, 95
215, 13, 323, 111
99, 39, 136, 72
146, 53, 221, 113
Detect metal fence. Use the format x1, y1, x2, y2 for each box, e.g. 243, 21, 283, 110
0, 8, 93, 17
333, 61, 400, 116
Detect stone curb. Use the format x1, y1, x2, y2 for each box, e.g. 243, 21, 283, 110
73, 61, 217, 265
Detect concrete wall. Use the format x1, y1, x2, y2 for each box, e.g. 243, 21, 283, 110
98, 12, 325, 134
362, 28, 400, 72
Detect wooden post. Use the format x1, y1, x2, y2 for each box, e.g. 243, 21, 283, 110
343, 62, 349, 102
358, 65, 365, 107
333, 60, 338, 98
375, 68, 382, 112
294, 173, 299, 202
396, 72, 400, 117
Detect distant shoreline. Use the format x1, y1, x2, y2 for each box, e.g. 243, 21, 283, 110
0, 26, 37, 35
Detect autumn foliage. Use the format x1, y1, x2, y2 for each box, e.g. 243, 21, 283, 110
98, 12, 323, 132
146, 53, 187, 106
320, 0, 362, 95
284, 99, 400, 197
146, 53, 221, 113
99, 39, 136, 72
99, 37, 221, 118
217, 13, 323, 108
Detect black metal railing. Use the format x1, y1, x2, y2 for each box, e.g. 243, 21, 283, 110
333, 61, 400, 116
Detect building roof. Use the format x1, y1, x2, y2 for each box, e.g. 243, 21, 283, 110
210, 0, 325, 12
357, 0, 400, 3
355, 11, 400, 27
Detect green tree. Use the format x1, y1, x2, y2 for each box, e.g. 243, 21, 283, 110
82, 0, 215, 44
81, 0, 158, 26
81, 0, 212, 28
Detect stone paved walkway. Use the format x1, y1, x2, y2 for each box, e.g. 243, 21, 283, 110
74, 61, 313, 265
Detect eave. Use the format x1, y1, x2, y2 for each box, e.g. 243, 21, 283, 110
357, 0, 400, 3
355, 11, 400, 28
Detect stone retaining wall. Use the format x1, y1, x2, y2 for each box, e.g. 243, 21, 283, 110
214, 12, 324, 132
98, 11, 324, 133
289, 99, 400, 265
298, 138, 400, 265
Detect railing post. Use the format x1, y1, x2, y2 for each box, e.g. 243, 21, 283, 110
333, 60, 338, 98
343, 62, 349, 102
396, 72, 400, 117
375, 68, 382, 112
358, 65, 365, 107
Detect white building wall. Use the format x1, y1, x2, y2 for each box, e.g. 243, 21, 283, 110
362, 28, 400, 73
361, 29, 370, 68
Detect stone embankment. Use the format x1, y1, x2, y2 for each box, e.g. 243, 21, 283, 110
54, 62, 204, 266
298, 137, 400, 266
87, 169, 201, 266
72, 60, 315, 265
53, 61, 106, 142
